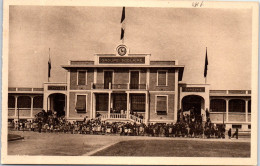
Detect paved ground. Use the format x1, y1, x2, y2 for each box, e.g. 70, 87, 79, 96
8, 130, 250, 156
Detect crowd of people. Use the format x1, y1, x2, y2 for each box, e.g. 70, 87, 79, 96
9, 109, 232, 139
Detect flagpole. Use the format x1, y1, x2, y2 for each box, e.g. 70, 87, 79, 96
48, 48, 50, 82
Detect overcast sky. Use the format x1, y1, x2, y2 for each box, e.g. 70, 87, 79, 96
8, 6, 252, 90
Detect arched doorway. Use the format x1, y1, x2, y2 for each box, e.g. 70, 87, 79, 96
48, 93, 66, 117
182, 95, 205, 121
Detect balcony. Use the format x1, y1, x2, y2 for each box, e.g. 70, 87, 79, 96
91, 83, 147, 90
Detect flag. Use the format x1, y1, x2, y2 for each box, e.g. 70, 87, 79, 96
48, 48, 51, 78
120, 28, 124, 40
120, 7, 125, 23
204, 48, 208, 78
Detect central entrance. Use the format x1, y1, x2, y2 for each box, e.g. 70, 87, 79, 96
112, 93, 127, 113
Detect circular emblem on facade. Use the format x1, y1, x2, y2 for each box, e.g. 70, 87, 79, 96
117, 45, 127, 56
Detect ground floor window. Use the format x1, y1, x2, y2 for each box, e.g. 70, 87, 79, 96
229, 99, 245, 112
33, 96, 43, 108
8, 95, 15, 108
210, 99, 226, 112
17, 96, 31, 108
232, 124, 242, 129
131, 94, 145, 112
75, 95, 87, 113
96, 94, 108, 112
156, 95, 167, 115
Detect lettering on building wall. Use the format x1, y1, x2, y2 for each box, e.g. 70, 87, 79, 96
48, 86, 67, 91
182, 87, 205, 92
99, 57, 145, 64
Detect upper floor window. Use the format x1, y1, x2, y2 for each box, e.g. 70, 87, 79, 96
77, 70, 87, 85
157, 70, 168, 86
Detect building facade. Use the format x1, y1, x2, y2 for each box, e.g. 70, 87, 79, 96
7, 45, 251, 131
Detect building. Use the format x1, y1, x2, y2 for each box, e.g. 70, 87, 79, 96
7, 45, 251, 131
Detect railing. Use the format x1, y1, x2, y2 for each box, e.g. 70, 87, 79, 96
129, 84, 146, 90
129, 114, 144, 124
110, 113, 127, 119
209, 90, 251, 94
112, 84, 128, 89
92, 83, 147, 90
98, 113, 144, 123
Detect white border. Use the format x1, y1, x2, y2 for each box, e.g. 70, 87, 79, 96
157, 70, 168, 86
75, 93, 88, 113
77, 70, 87, 85
155, 95, 168, 114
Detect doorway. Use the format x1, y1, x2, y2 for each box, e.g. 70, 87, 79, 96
104, 71, 113, 89
130, 71, 139, 89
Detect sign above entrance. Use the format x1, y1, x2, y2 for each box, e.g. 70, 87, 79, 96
182, 87, 205, 92
99, 57, 145, 64
48, 86, 67, 91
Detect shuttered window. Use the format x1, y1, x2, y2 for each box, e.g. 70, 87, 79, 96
157, 70, 167, 86
78, 71, 86, 85
131, 95, 145, 112
75, 95, 86, 112
156, 96, 167, 115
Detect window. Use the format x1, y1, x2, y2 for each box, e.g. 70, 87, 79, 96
248, 125, 251, 129
17, 96, 31, 108
156, 96, 167, 115
75, 95, 87, 113
33, 96, 43, 108
232, 125, 242, 129
8, 95, 15, 108
157, 70, 167, 86
131, 94, 145, 112
210, 99, 226, 112
229, 99, 245, 112
77, 70, 87, 85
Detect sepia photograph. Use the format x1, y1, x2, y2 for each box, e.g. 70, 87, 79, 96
1, 0, 258, 165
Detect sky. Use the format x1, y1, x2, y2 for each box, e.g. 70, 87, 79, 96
8, 6, 252, 90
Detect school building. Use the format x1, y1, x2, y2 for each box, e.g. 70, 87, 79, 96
8, 45, 251, 131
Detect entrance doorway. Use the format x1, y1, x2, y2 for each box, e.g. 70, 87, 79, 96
130, 71, 139, 89
182, 95, 204, 121
48, 93, 66, 117
104, 71, 113, 89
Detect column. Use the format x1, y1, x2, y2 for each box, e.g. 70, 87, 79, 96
127, 93, 130, 119
14, 96, 18, 117
94, 69, 97, 84
108, 92, 111, 118
245, 100, 248, 122
90, 92, 93, 118
146, 69, 150, 90
145, 92, 149, 124
30, 96, 34, 118
226, 99, 229, 122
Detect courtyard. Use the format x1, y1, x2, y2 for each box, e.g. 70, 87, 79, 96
7, 130, 250, 157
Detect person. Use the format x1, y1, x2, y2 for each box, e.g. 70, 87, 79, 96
232, 128, 239, 139
228, 128, 232, 139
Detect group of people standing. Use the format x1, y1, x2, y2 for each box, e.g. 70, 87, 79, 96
9, 109, 238, 139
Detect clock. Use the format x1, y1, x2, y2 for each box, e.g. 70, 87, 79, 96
117, 45, 127, 56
